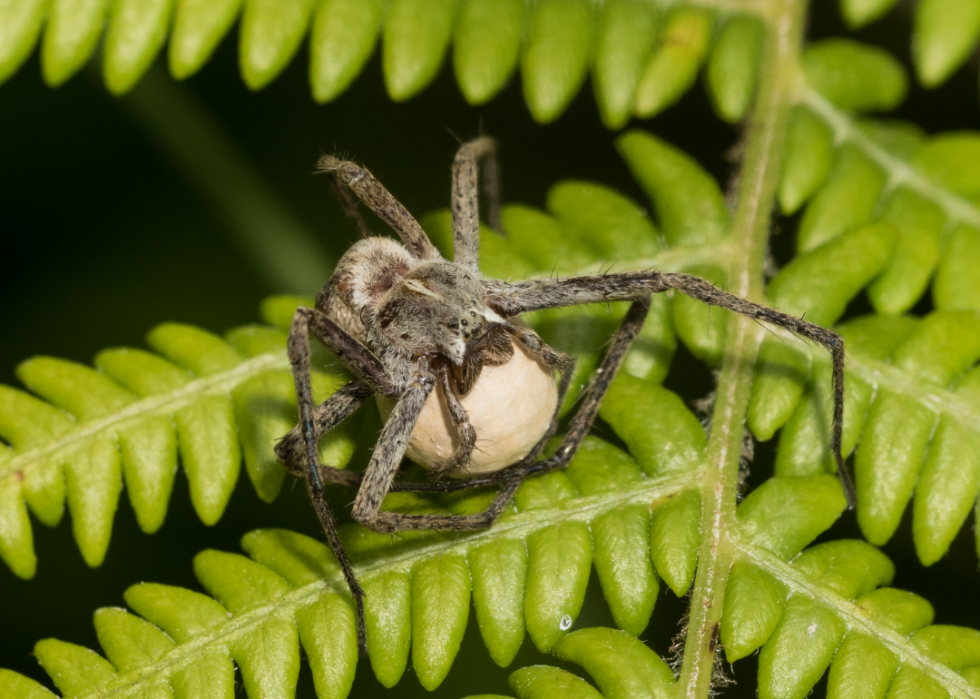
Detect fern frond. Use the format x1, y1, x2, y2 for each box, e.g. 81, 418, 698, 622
837, 0, 980, 93
7, 470, 980, 699
0, 306, 357, 575
0, 427, 702, 697
0, 0, 768, 127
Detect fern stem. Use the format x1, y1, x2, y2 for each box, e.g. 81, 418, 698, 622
677, 1, 806, 697
119, 65, 334, 294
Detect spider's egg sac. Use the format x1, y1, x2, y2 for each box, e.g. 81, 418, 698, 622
376, 339, 558, 474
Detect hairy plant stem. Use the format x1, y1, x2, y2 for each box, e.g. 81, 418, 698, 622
676, 0, 806, 697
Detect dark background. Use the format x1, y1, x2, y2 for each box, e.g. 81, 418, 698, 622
2, 2, 979, 697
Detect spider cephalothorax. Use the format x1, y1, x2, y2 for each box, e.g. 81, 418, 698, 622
275, 137, 852, 657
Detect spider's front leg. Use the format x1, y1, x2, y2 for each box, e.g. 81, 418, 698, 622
353, 373, 522, 533
317, 155, 440, 261
282, 305, 397, 657
433, 364, 478, 474
488, 271, 854, 507
451, 136, 500, 269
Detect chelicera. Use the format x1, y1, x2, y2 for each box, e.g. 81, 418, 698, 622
275, 137, 852, 656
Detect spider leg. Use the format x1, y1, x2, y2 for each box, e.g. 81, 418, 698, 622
487, 271, 854, 508
325, 169, 372, 239
317, 155, 441, 261
284, 305, 400, 658
452, 136, 500, 269
379, 302, 646, 503
291, 306, 396, 395
383, 324, 574, 496
350, 377, 432, 533
275, 380, 368, 489
352, 374, 525, 532
503, 322, 575, 464
434, 364, 477, 474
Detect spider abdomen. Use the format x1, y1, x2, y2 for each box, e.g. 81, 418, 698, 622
377, 338, 557, 474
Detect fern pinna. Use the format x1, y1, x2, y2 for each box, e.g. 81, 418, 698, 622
4, 0, 980, 698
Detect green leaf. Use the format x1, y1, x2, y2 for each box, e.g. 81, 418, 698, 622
797, 144, 887, 252
737, 475, 847, 560
912, 0, 980, 88
617, 129, 730, 247
599, 372, 706, 476
778, 107, 835, 215
363, 571, 412, 687
775, 314, 919, 478
500, 205, 595, 275
868, 188, 946, 315
412, 554, 470, 690
705, 14, 765, 123
453, 0, 523, 105
758, 596, 847, 699
803, 39, 908, 112
912, 366, 980, 565
169, 0, 242, 80
552, 627, 675, 699
239, 0, 315, 90
592, 0, 659, 129
193, 550, 301, 699
524, 521, 593, 652
857, 311, 980, 545
309, 0, 384, 103
546, 180, 663, 261
913, 132, 980, 198
0, 670, 57, 699
671, 263, 728, 364
103, 0, 175, 95
382, 0, 454, 102
0, 0, 47, 86
634, 7, 712, 118
41, 0, 110, 86
0, 450, 35, 579
241, 529, 357, 699
469, 539, 528, 667
34, 640, 118, 696
748, 220, 897, 439
934, 224, 980, 312
720, 561, 784, 662
839, 0, 901, 29
509, 666, 604, 699
650, 489, 701, 596
521, 0, 594, 124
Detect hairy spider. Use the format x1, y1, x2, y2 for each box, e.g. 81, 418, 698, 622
275, 137, 853, 657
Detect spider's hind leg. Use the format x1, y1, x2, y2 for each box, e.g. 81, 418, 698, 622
503, 298, 651, 480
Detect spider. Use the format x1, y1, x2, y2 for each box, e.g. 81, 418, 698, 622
275, 137, 853, 657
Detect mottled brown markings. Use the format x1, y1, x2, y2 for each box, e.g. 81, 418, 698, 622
280, 139, 851, 659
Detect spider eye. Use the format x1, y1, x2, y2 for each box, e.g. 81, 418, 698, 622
461, 319, 468, 327
470, 311, 476, 317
